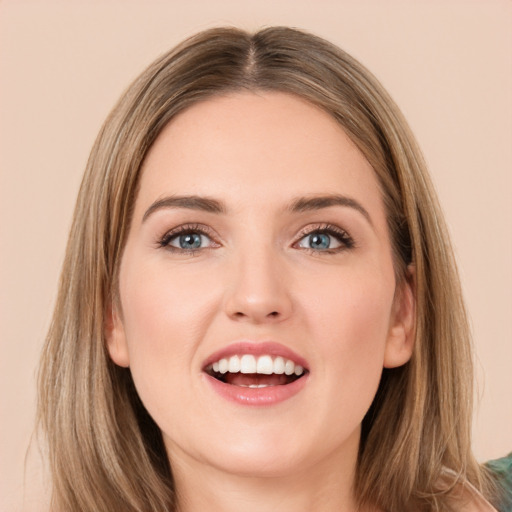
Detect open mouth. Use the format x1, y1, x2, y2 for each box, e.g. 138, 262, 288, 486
205, 354, 308, 388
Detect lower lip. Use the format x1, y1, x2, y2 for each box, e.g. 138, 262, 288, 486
204, 373, 308, 406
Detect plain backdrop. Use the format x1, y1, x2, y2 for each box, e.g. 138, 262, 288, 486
0, 1, 511, 510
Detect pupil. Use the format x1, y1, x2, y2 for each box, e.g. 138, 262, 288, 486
180, 233, 201, 249
311, 233, 330, 249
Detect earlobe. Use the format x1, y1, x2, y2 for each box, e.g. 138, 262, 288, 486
383, 266, 416, 369
104, 302, 130, 368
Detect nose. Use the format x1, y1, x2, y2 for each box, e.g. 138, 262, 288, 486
223, 244, 293, 324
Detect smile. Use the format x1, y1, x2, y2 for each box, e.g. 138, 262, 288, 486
206, 354, 305, 387
203, 342, 309, 405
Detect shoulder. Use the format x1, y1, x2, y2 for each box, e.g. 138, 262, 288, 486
437, 466, 502, 512
445, 483, 499, 512
432, 455, 512, 512
485, 453, 512, 512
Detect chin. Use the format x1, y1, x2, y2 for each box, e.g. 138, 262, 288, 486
205, 445, 308, 479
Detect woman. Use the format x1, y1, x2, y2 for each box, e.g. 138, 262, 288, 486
37, 26, 509, 511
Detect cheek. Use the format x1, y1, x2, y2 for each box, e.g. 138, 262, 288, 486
121, 258, 217, 345
305, 262, 395, 349
302, 264, 395, 410
118, 260, 220, 409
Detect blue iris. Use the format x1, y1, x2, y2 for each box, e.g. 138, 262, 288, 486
179, 233, 203, 249
308, 233, 331, 250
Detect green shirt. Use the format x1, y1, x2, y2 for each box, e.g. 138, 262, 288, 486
486, 453, 512, 512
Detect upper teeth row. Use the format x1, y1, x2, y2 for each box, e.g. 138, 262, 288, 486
211, 355, 304, 376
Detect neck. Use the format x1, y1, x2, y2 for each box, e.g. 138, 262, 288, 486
169, 434, 375, 512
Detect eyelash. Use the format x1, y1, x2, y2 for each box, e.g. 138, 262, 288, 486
157, 222, 355, 255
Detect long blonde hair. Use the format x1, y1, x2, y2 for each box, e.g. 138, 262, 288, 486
38, 26, 492, 511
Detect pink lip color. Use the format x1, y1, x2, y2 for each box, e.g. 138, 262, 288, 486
202, 341, 309, 406
203, 372, 308, 406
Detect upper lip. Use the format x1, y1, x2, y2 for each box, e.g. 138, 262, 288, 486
202, 341, 309, 371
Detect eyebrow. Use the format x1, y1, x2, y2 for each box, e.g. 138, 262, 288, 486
142, 193, 372, 225
287, 194, 372, 225
143, 195, 226, 221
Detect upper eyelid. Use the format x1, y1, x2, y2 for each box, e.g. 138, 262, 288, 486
160, 222, 350, 239
295, 223, 349, 237
163, 223, 217, 237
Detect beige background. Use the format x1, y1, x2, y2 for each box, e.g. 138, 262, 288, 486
1, 1, 510, 510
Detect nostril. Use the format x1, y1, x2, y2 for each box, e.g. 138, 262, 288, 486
232, 311, 279, 318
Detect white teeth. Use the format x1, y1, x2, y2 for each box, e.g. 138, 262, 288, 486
210, 354, 305, 377
218, 358, 229, 374
228, 355, 240, 373
256, 355, 273, 374
240, 354, 257, 374
284, 359, 295, 375
273, 356, 285, 374
238, 384, 270, 388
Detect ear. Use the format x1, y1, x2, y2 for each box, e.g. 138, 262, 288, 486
383, 265, 416, 369
104, 301, 130, 368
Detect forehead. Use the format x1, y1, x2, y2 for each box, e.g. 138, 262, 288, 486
137, 91, 384, 218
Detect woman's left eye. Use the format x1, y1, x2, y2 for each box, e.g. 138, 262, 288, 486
295, 227, 354, 253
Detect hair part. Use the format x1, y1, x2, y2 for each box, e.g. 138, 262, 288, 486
37, 26, 493, 511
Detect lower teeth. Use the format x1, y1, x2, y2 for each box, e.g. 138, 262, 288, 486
208, 370, 304, 386
238, 384, 272, 388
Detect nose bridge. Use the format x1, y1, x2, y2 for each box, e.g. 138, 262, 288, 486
224, 234, 293, 323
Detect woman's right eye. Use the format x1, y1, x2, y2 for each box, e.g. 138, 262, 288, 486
159, 225, 218, 253
169, 232, 211, 250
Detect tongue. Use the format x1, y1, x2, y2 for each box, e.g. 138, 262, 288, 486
225, 373, 291, 387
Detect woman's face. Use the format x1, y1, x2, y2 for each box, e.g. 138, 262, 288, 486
107, 92, 414, 479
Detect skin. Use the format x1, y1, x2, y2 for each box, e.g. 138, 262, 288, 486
107, 91, 415, 512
